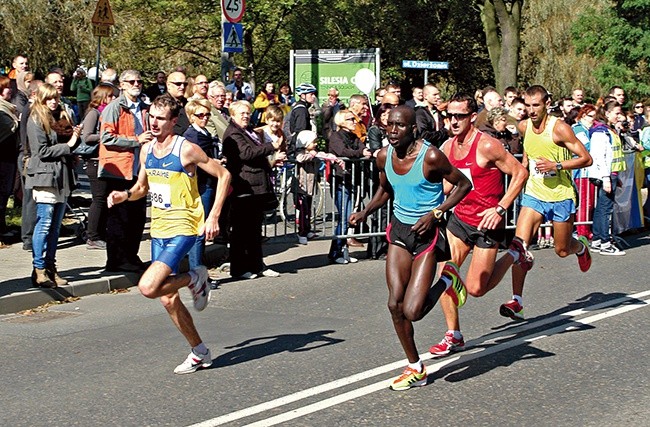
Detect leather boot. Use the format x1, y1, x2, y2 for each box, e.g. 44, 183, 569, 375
46, 265, 68, 286
32, 268, 56, 288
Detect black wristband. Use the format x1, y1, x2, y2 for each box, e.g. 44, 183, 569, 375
125, 189, 132, 200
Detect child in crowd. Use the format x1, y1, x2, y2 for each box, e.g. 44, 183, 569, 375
294, 130, 344, 244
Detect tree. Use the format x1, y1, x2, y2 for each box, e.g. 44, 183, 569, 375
478, 0, 524, 92
572, 0, 650, 102
0, 0, 96, 77
519, 0, 608, 101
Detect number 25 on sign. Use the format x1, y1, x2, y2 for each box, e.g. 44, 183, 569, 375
221, 0, 246, 23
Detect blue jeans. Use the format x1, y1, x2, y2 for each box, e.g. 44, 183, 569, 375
188, 185, 215, 269
592, 183, 615, 242
329, 183, 352, 259
32, 201, 66, 269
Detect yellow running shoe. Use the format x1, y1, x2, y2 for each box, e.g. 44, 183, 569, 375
389, 366, 427, 391
442, 261, 467, 308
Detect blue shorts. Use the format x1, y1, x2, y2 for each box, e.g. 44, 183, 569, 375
151, 235, 199, 275
521, 194, 576, 222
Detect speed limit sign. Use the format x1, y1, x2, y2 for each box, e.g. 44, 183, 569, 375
221, 0, 246, 23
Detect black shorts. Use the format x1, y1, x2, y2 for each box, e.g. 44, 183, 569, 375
446, 212, 505, 249
386, 216, 450, 261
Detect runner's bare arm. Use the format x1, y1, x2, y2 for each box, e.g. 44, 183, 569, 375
439, 139, 455, 195
107, 144, 150, 208
477, 135, 528, 230
411, 146, 471, 235
187, 143, 232, 240
536, 121, 592, 173
349, 147, 392, 226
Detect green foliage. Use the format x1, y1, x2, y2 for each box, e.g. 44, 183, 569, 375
572, 0, 650, 102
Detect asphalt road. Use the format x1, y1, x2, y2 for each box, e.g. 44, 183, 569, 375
1, 235, 648, 427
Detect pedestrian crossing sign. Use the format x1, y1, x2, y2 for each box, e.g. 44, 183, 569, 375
223, 22, 243, 53
92, 0, 115, 26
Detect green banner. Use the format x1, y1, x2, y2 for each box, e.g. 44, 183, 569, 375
292, 49, 379, 106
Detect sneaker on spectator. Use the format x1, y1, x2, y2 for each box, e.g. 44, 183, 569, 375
429, 332, 465, 357
306, 232, 317, 239
238, 272, 258, 279
86, 239, 106, 250
499, 299, 525, 320
298, 236, 308, 245
599, 242, 626, 256
174, 349, 212, 374
261, 268, 280, 277
590, 239, 601, 250
509, 237, 534, 271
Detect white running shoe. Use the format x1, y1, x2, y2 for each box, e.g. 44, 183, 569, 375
261, 268, 280, 277
189, 266, 210, 311
174, 349, 212, 374
298, 236, 308, 245
239, 272, 258, 280
348, 257, 358, 263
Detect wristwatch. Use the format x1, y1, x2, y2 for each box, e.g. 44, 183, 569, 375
125, 189, 132, 200
556, 162, 563, 170
432, 208, 444, 220
495, 205, 506, 216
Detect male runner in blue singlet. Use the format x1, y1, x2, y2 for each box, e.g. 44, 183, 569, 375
108, 94, 231, 374
350, 106, 472, 391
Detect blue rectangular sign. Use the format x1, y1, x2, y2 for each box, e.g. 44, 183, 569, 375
223, 22, 243, 53
402, 60, 449, 70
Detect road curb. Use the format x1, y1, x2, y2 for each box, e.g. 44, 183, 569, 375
0, 243, 228, 315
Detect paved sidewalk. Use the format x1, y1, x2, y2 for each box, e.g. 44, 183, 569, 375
0, 226, 354, 315
0, 230, 229, 315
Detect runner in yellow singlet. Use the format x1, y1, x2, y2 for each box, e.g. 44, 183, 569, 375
501, 85, 593, 321
108, 94, 231, 374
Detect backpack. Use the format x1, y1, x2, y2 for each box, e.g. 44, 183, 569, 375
283, 103, 307, 157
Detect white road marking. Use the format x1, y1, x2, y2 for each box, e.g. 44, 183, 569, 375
187, 290, 650, 427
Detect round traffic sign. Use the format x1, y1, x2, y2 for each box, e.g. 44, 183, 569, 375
221, 0, 246, 23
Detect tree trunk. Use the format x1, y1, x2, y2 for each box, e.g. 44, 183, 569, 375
479, 0, 524, 92
244, 28, 256, 93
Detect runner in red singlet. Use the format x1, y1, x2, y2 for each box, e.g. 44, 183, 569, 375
429, 92, 530, 357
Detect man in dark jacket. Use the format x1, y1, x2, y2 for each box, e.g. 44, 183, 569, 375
166, 71, 190, 135
416, 84, 448, 147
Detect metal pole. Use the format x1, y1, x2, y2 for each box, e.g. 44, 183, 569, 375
424, 69, 428, 86
94, 36, 101, 86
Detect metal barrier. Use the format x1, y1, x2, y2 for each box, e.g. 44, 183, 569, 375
262, 158, 598, 240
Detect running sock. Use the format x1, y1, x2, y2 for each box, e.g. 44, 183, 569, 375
449, 330, 463, 340
440, 275, 452, 289
513, 295, 523, 306
577, 241, 586, 255
408, 360, 424, 373
188, 269, 199, 286
193, 343, 208, 356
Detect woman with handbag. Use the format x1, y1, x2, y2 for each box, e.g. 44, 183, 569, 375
25, 84, 81, 287
80, 85, 116, 250
222, 100, 286, 279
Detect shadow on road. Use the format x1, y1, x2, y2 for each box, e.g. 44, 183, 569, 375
212, 330, 344, 368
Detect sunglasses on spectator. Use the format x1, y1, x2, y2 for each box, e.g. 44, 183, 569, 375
635, 105, 644, 109
194, 113, 211, 119
447, 112, 472, 120
169, 81, 187, 87
124, 79, 143, 85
